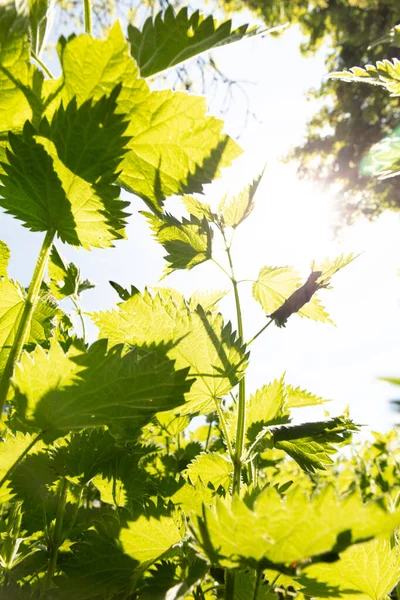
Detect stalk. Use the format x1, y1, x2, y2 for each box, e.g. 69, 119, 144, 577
45, 477, 69, 590
84, 0, 92, 34
223, 236, 245, 495
0, 230, 55, 415
252, 567, 262, 600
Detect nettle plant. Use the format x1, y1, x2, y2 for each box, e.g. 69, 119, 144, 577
0, 1, 400, 599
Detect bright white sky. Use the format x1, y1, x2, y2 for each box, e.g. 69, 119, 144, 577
1, 10, 400, 434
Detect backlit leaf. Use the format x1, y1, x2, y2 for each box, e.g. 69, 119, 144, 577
184, 452, 232, 491
331, 59, 400, 96
128, 6, 261, 77
47, 245, 94, 300
0, 240, 10, 277
218, 171, 264, 229
120, 514, 182, 564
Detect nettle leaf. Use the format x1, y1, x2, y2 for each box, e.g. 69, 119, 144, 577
330, 59, 400, 96
143, 211, 213, 276
12, 338, 192, 438
0, 240, 10, 277
218, 171, 264, 229
183, 195, 215, 222
120, 513, 183, 564
272, 417, 359, 473
24, 0, 55, 56
93, 290, 248, 416
189, 289, 228, 312
128, 5, 261, 78
0, 273, 58, 378
285, 384, 330, 409
184, 452, 232, 491
0, 87, 130, 249
361, 124, 400, 180
44, 22, 241, 212
0, 428, 44, 502
234, 571, 277, 600
0, 3, 43, 153
253, 266, 333, 327
47, 245, 94, 300
227, 377, 287, 443
192, 485, 400, 568
298, 538, 400, 600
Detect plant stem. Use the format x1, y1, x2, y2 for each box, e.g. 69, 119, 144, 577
222, 234, 245, 495
46, 477, 69, 590
31, 51, 54, 79
214, 399, 234, 461
84, 0, 92, 34
72, 297, 86, 343
252, 567, 262, 600
0, 433, 42, 489
0, 230, 55, 416
225, 570, 235, 600
247, 318, 274, 346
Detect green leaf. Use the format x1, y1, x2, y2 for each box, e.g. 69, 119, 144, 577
120, 513, 182, 564
285, 384, 329, 409
128, 6, 261, 77
93, 290, 248, 416
183, 195, 215, 222
361, 124, 400, 180
47, 245, 94, 300
0, 3, 42, 153
189, 289, 228, 312
313, 253, 358, 283
27, 0, 55, 56
272, 417, 359, 473
227, 377, 287, 443
253, 266, 331, 326
43, 23, 241, 212
298, 538, 400, 600
12, 338, 192, 439
234, 571, 278, 600
0, 276, 58, 378
143, 211, 212, 276
0, 87, 130, 249
184, 452, 232, 491
0, 429, 44, 503
218, 171, 264, 229
330, 59, 400, 96
0, 240, 10, 277
192, 485, 400, 568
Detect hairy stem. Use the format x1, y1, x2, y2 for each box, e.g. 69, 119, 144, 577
252, 567, 262, 600
0, 230, 55, 415
46, 477, 69, 590
214, 399, 234, 461
223, 235, 245, 495
72, 297, 86, 343
84, 0, 92, 34
0, 433, 42, 490
31, 51, 54, 79
225, 570, 235, 600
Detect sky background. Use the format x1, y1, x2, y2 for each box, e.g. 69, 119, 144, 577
1, 5, 399, 435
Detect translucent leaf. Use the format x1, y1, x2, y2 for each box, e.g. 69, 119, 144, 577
120, 514, 182, 563
47, 245, 94, 300
0, 240, 10, 277
183, 195, 214, 222
92, 474, 126, 507
272, 417, 359, 473
361, 124, 400, 180
227, 378, 287, 443
184, 452, 232, 491
330, 59, 400, 96
0, 3, 42, 155
0, 429, 44, 503
218, 171, 264, 229
20, 0, 55, 55
192, 485, 400, 568
285, 384, 329, 409
0, 88, 130, 249
44, 22, 241, 212
156, 412, 190, 437
234, 571, 278, 600
128, 6, 261, 77
93, 290, 248, 416
12, 338, 192, 439
189, 289, 228, 312
298, 538, 400, 600
143, 211, 212, 276
252, 266, 301, 315
313, 253, 358, 283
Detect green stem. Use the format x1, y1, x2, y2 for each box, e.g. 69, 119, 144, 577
31, 51, 54, 79
247, 318, 274, 347
214, 399, 234, 461
0, 230, 55, 416
252, 567, 262, 600
0, 433, 42, 490
225, 570, 235, 600
72, 297, 86, 343
83, 0, 92, 34
45, 477, 69, 590
223, 234, 245, 495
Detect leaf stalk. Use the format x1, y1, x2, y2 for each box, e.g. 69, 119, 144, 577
0, 230, 55, 415
84, 0, 92, 34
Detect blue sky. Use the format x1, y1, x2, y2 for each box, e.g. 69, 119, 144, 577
1, 7, 399, 434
